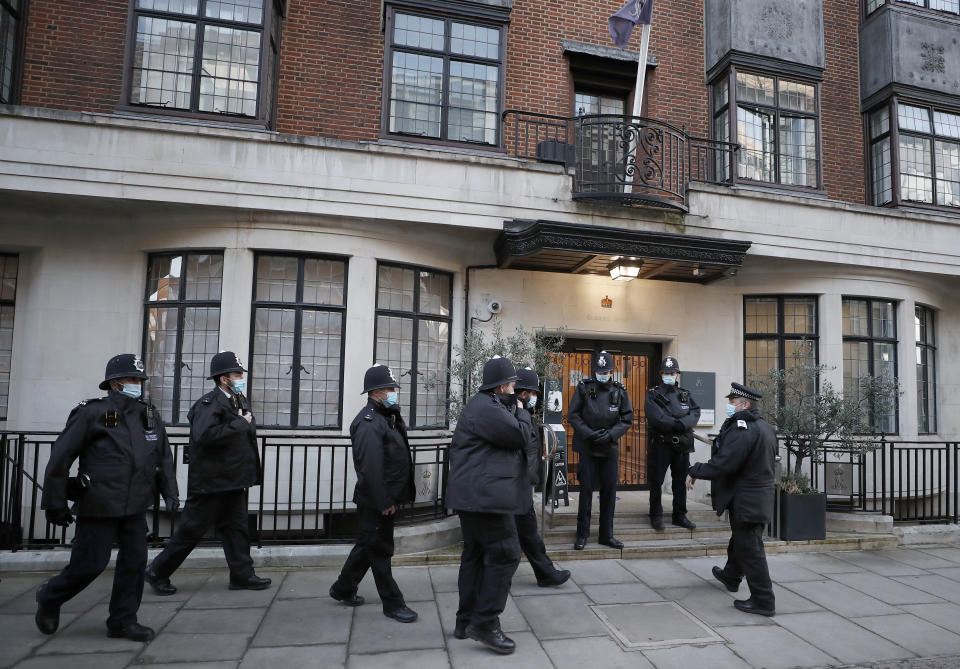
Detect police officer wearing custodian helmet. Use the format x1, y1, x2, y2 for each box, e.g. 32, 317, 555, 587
36, 354, 179, 641
146, 351, 271, 595
567, 351, 635, 550
646, 356, 700, 531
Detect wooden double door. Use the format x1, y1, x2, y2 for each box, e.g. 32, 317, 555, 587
552, 339, 661, 489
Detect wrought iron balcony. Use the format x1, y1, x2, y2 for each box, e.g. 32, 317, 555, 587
502, 111, 739, 212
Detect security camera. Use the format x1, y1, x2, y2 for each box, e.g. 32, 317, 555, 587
487, 300, 502, 315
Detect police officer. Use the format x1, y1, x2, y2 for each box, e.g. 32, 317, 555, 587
513, 367, 570, 588
688, 383, 777, 617
36, 354, 178, 641
646, 356, 701, 531
329, 364, 418, 623
146, 351, 271, 594
568, 351, 634, 550
447, 356, 531, 655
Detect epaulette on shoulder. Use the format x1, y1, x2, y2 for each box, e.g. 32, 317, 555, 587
363, 410, 375, 421
77, 397, 105, 408
581, 378, 596, 384
201, 395, 213, 405
737, 419, 748, 430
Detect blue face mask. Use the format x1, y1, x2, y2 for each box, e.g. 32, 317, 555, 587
383, 391, 399, 408
726, 403, 737, 417
596, 373, 611, 384
119, 383, 142, 399
231, 378, 247, 395
662, 375, 677, 385
527, 396, 538, 409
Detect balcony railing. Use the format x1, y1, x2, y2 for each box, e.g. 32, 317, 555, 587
503, 110, 738, 211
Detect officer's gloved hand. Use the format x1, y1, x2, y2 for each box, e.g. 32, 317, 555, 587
674, 419, 688, 433
46, 507, 74, 527
164, 497, 181, 514
591, 428, 611, 444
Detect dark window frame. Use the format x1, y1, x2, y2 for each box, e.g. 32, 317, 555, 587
710, 66, 824, 192
380, 4, 506, 151
141, 249, 224, 425
863, 0, 960, 18
743, 295, 821, 387
842, 296, 900, 435
119, 0, 284, 128
0, 252, 17, 421
249, 252, 349, 430
373, 261, 453, 429
915, 303, 937, 435
0, 0, 28, 105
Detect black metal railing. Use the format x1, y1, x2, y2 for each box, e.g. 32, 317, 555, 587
502, 110, 738, 211
0, 430, 450, 551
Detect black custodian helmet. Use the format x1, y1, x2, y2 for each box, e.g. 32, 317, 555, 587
515, 367, 540, 392
208, 351, 247, 380
661, 356, 680, 373
594, 350, 615, 374
361, 364, 400, 394
479, 356, 519, 391
99, 354, 148, 390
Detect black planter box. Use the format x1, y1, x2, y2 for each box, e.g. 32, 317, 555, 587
779, 491, 826, 541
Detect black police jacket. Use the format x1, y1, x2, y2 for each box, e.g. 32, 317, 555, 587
350, 400, 414, 511
567, 379, 634, 457
41, 392, 178, 518
645, 384, 701, 453
186, 388, 262, 495
522, 407, 542, 486
446, 392, 532, 515
688, 408, 777, 524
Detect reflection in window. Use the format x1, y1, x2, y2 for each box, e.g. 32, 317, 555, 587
0, 0, 25, 104
842, 298, 898, 433
916, 305, 937, 434
744, 296, 818, 399
0, 254, 17, 419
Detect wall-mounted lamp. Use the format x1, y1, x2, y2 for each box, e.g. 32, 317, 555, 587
608, 259, 642, 282
692, 265, 707, 278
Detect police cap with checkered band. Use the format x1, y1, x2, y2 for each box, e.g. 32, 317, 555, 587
726, 382, 763, 402
99, 353, 148, 390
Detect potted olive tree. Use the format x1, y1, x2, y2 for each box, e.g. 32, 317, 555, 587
754, 345, 899, 541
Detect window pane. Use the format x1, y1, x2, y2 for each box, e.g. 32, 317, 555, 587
917, 344, 935, 433
302, 258, 345, 306
147, 255, 183, 301
418, 271, 450, 316
898, 104, 931, 133
714, 109, 730, 180
779, 115, 818, 186
737, 106, 775, 182
871, 137, 893, 206
256, 256, 298, 302
451, 21, 499, 59
714, 78, 728, 112
0, 254, 17, 302
375, 315, 414, 423
915, 304, 935, 346
394, 13, 444, 51
745, 339, 777, 387
199, 25, 260, 117
377, 266, 415, 312
842, 340, 870, 402
179, 306, 221, 418
871, 300, 896, 339
736, 73, 775, 107
416, 319, 449, 426
575, 92, 599, 116
447, 61, 498, 144
930, 0, 960, 13
204, 0, 263, 24
778, 80, 815, 113
870, 107, 890, 140
935, 140, 960, 207
144, 306, 179, 420
0, 4, 19, 104
873, 341, 896, 432
899, 135, 933, 203
251, 307, 296, 426
599, 95, 625, 115
783, 298, 816, 334
131, 16, 196, 110
866, 0, 884, 14
0, 299, 15, 419
842, 298, 869, 336
184, 253, 224, 300
389, 51, 443, 138
136, 0, 200, 14
745, 297, 778, 334
297, 310, 343, 427
785, 339, 816, 396
933, 110, 960, 139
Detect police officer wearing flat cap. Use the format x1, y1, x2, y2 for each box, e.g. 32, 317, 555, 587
447, 356, 531, 655
688, 382, 777, 617
568, 351, 634, 550
36, 354, 178, 641
513, 367, 570, 588
146, 351, 271, 595
329, 364, 418, 623
646, 356, 701, 531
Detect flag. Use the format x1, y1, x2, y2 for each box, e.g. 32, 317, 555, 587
608, 0, 654, 49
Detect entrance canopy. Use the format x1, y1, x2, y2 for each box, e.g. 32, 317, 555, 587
494, 219, 752, 284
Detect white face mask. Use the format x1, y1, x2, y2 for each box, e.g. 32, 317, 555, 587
726, 403, 738, 417
596, 373, 611, 383
119, 383, 142, 399
662, 375, 677, 385
527, 396, 538, 409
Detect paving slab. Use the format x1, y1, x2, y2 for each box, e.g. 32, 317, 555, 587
778, 579, 900, 617
767, 583, 822, 614
0, 612, 79, 668
276, 568, 339, 599
435, 591, 529, 635
779, 553, 861, 575
427, 565, 460, 593
139, 633, 251, 664
138, 663, 238, 669
513, 592, 609, 640
852, 613, 960, 656
719, 624, 837, 668
828, 571, 945, 605
348, 600, 444, 654
346, 648, 449, 669
37, 601, 179, 655
142, 570, 213, 603
873, 549, 958, 570
238, 645, 346, 669
163, 606, 266, 635
891, 574, 960, 601
581, 582, 663, 604
774, 611, 914, 664
355, 566, 434, 604
9, 652, 138, 669
543, 635, 655, 669
763, 556, 824, 583
915, 547, 960, 563
674, 555, 728, 583
641, 642, 752, 668
510, 566, 581, 597
655, 586, 774, 627
184, 572, 283, 609
928, 566, 960, 582
619, 558, 703, 588
899, 602, 960, 635
0, 574, 47, 608
566, 559, 639, 585
252, 596, 351, 647
448, 630, 552, 669
1, 575, 110, 614
829, 551, 926, 576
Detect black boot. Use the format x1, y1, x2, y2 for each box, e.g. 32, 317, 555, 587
712, 566, 740, 592
650, 516, 665, 530
734, 598, 775, 617
35, 590, 61, 635
537, 569, 571, 587
672, 515, 696, 529
384, 605, 418, 623
329, 585, 365, 606
145, 566, 177, 596
465, 624, 516, 655
573, 537, 586, 550
599, 537, 624, 549
453, 621, 468, 639
107, 622, 156, 641
229, 574, 272, 590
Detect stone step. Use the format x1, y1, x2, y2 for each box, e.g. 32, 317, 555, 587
539, 508, 720, 526
543, 521, 733, 542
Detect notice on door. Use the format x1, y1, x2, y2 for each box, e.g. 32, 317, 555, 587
683, 371, 716, 427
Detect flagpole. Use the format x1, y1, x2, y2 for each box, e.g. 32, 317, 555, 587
624, 23, 651, 194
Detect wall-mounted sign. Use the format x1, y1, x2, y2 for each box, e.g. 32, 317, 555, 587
824, 461, 854, 496
683, 371, 716, 427
601, 295, 613, 309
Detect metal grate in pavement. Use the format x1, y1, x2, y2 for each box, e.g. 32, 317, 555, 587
591, 601, 725, 650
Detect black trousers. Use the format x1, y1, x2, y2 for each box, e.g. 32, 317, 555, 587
576, 449, 618, 541
38, 514, 147, 629
330, 505, 404, 612
722, 509, 775, 609
456, 511, 521, 631
648, 441, 690, 519
515, 498, 556, 582
151, 488, 253, 580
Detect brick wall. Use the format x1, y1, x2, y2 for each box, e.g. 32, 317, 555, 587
20, 0, 128, 113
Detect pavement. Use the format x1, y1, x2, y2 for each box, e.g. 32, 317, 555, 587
4, 546, 960, 668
